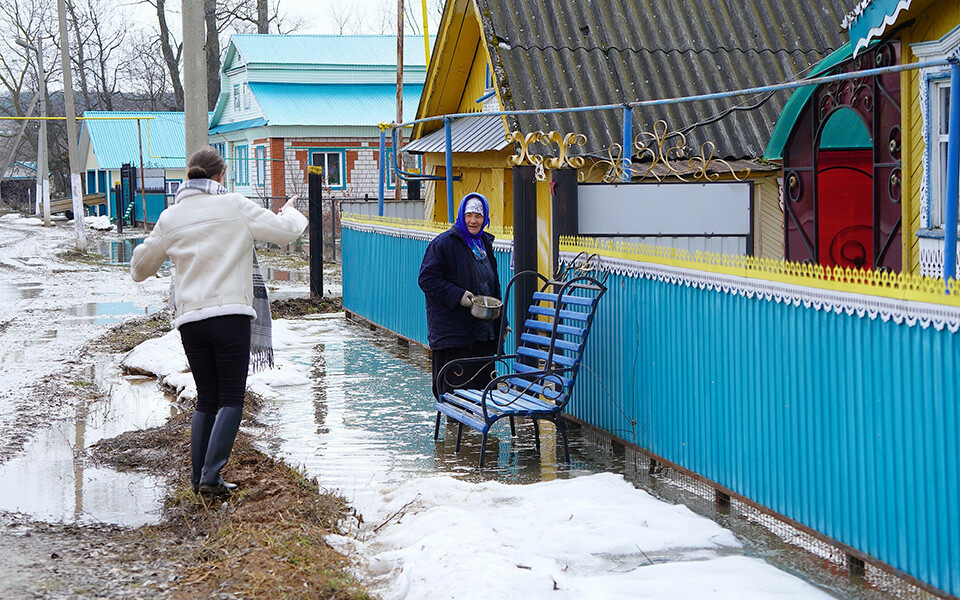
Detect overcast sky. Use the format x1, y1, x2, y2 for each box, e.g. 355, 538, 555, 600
284, 0, 443, 35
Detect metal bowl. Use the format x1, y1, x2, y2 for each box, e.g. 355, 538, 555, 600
471, 295, 502, 320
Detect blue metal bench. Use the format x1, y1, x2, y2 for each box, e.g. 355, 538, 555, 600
433, 257, 608, 467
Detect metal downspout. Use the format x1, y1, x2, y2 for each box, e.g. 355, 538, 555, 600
378, 126, 387, 216
444, 117, 454, 222
622, 106, 633, 182
944, 57, 960, 284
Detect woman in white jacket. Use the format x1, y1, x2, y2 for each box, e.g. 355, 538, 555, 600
131, 147, 308, 494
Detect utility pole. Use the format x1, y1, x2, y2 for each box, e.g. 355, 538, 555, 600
58, 0, 86, 249
17, 37, 50, 226
182, 0, 208, 157
395, 0, 403, 202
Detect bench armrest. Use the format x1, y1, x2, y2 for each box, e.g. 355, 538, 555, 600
436, 354, 518, 390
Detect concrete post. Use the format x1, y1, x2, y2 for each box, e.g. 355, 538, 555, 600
182, 0, 208, 157
58, 0, 86, 248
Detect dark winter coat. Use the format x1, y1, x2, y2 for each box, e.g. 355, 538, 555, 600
418, 226, 501, 351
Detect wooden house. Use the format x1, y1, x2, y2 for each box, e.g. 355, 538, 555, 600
79, 111, 191, 223
405, 0, 851, 271
209, 34, 428, 208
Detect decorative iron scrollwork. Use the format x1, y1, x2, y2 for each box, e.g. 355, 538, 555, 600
583, 120, 750, 183
510, 121, 749, 183
542, 131, 587, 170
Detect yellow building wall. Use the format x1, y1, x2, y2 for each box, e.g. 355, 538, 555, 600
422, 152, 514, 228
457, 46, 489, 114
901, 3, 960, 273
755, 175, 785, 260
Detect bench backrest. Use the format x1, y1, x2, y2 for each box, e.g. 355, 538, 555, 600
506, 275, 606, 408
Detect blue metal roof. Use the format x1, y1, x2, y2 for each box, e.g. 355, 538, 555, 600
248, 83, 423, 127
227, 35, 431, 69
209, 117, 268, 135
82, 111, 201, 169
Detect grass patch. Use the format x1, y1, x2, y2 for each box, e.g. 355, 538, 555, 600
271, 296, 343, 318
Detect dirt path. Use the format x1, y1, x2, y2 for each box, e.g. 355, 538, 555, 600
0, 216, 370, 600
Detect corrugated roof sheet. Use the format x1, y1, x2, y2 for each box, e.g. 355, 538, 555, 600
229, 35, 431, 68
209, 117, 268, 135
249, 83, 423, 127
405, 115, 509, 153
475, 0, 850, 159
82, 111, 196, 169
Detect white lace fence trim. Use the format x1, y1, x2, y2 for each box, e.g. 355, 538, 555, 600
563, 251, 960, 332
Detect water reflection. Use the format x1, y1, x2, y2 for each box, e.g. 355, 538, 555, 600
257, 319, 592, 514
94, 237, 149, 265
0, 281, 43, 303
0, 359, 173, 526
67, 301, 161, 325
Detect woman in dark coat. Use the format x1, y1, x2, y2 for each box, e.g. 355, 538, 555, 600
418, 193, 502, 399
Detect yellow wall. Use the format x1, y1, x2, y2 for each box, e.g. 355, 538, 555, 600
423, 151, 514, 227
901, 2, 960, 272
755, 175, 784, 260
458, 47, 489, 114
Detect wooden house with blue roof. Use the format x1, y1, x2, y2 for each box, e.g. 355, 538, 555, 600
209, 34, 429, 206
79, 111, 197, 223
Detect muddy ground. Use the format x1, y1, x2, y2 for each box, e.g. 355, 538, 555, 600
0, 220, 372, 600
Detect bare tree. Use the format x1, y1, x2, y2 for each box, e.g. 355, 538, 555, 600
137, 0, 183, 109
121, 31, 170, 110
329, 4, 360, 35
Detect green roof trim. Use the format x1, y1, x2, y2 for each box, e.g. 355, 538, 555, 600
209, 117, 268, 135
763, 42, 854, 160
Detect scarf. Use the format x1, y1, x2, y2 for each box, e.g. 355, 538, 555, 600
455, 192, 491, 259
174, 178, 274, 372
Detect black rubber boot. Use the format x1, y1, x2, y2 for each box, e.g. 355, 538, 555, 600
190, 410, 217, 493
199, 406, 243, 495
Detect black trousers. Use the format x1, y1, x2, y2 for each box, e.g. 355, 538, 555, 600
431, 339, 498, 400
179, 314, 251, 414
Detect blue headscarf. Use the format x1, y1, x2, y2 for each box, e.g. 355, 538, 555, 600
455, 192, 491, 259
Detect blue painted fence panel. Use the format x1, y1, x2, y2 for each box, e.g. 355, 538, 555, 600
343, 224, 959, 597
573, 267, 960, 598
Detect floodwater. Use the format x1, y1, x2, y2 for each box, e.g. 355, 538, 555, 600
0, 359, 172, 526
256, 317, 594, 514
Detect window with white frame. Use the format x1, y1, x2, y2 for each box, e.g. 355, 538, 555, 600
233, 84, 241, 110
928, 77, 952, 229
234, 145, 249, 186
255, 146, 265, 186
243, 83, 251, 110
310, 150, 343, 188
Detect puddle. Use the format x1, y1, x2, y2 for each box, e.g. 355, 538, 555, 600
0, 281, 43, 303
256, 319, 594, 514
94, 238, 148, 265
0, 359, 175, 526
66, 301, 161, 325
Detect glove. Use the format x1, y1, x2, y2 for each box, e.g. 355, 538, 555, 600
460, 290, 475, 308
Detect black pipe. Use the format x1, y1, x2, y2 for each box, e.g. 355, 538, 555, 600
512, 165, 537, 363
551, 168, 578, 271
308, 168, 324, 297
